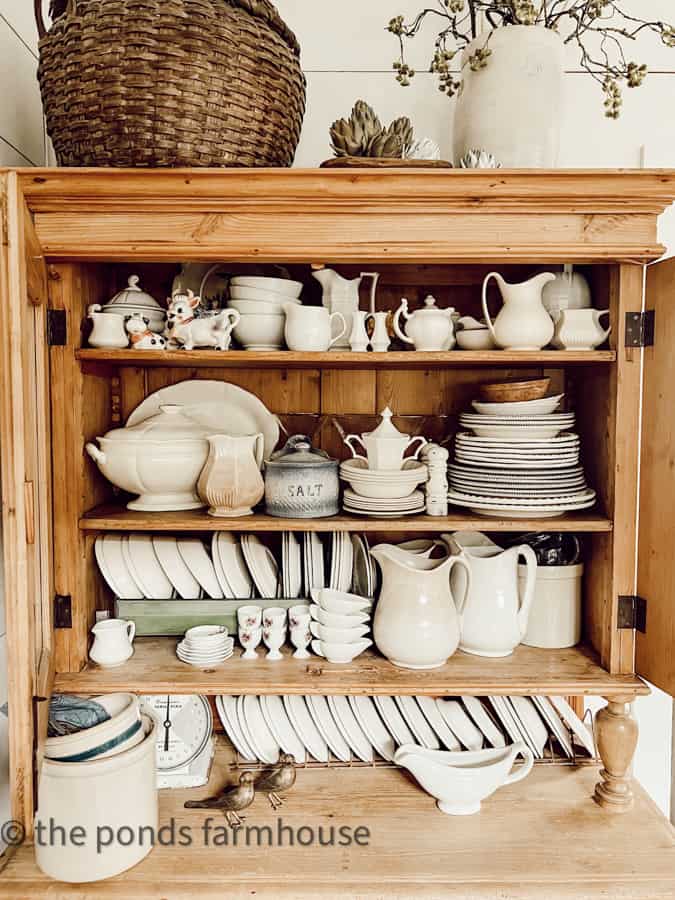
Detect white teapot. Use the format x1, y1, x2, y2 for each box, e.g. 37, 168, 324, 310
393, 295, 455, 351
344, 407, 427, 471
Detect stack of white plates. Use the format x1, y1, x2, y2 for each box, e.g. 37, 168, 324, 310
97, 529, 377, 601
450, 393, 596, 517
343, 488, 425, 517
216, 693, 595, 765
177, 625, 233, 667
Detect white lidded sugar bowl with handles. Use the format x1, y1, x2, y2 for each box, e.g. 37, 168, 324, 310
344, 407, 427, 471
393, 295, 456, 351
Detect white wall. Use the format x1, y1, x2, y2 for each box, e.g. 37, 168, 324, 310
0, 0, 673, 823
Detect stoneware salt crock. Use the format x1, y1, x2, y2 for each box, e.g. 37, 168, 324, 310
264, 435, 339, 518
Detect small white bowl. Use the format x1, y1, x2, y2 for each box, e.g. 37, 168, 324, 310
233, 313, 286, 350
309, 604, 370, 628
230, 286, 301, 304
229, 298, 296, 316
185, 625, 228, 643
457, 329, 497, 350
311, 638, 372, 664
230, 276, 303, 298
343, 478, 425, 500
311, 588, 373, 615
309, 620, 370, 643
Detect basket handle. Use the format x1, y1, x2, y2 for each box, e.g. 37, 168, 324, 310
34, 0, 47, 39
36, 0, 77, 40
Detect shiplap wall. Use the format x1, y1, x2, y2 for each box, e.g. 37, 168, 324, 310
0, 0, 674, 818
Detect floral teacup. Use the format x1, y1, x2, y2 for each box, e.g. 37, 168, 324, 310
263, 607, 287, 630
289, 604, 310, 630
237, 605, 262, 629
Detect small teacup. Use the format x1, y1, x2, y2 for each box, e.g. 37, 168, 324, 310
263, 626, 286, 661
263, 607, 287, 630
237, 605, 262, 629
290, 625, 312, 659
239, 626, 262, 660
289, 604, 311, 629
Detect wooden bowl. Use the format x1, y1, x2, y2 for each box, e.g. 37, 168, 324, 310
478, 378, 551, 403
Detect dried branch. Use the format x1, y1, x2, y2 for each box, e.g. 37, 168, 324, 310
386, 0, 674, 116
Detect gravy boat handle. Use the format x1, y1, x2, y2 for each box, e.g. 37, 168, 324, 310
504, 742, 534, 786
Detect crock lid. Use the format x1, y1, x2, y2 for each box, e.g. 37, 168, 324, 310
102, 405, 209, 442
104, 275, 163, 310
267, 435, 336, 467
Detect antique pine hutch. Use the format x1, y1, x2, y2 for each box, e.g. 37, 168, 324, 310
0, 168, 675, 896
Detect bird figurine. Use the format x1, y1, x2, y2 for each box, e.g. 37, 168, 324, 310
184, 771, 255, 828
255, 753, 297, 810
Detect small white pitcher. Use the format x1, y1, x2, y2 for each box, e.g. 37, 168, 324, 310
284, 304, 346, 351
551, 308, 611, 350
87, 304, 129, 349
90, 618, 136, 667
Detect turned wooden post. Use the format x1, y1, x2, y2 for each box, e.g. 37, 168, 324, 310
594, 695, 639, 813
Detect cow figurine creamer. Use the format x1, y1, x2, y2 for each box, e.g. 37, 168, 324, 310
165, 290, 240, 351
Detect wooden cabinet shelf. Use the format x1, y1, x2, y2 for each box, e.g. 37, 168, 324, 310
79, 505, 613, 533
54, 638, 646, 697
76, 348, 617, 370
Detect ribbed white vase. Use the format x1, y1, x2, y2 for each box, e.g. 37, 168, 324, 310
452, 25, 564, 168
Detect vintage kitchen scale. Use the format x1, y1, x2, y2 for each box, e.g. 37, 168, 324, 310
140, 694, 214, 789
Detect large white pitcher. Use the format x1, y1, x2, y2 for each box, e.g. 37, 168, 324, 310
455, 545, 537, 657
482, 272, 556, 350
370, 543, 471, 669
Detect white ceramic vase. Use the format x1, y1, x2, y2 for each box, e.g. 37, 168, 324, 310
453, 25, 564, 168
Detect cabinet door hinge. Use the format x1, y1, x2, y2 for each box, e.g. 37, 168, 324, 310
47, 308, 67, 346
54, 594, 72, 629
618, 595, 647, 633
625, 310, 655, 348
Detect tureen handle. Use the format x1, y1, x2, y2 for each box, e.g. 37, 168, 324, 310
85, 442, 106, 465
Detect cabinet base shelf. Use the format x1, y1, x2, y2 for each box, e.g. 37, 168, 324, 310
1, 743, 673, 898
80, 506, 613, 533
53, 640, 647, 697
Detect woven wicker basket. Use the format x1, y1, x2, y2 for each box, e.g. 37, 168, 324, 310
35, 0, 306, 167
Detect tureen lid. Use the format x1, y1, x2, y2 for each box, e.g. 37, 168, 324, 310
103, 405, 209, 442
267, 435, 336, 467
366, 407, 408, 443
105, 275, 163, 310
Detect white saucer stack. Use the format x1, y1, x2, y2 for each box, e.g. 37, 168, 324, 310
177, 625, 234, 667
448, 393, 596, 518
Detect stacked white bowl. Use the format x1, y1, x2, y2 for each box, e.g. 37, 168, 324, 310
228, 276, 303, 350
339, 458, 427, 516
309, 588, 373, 663
177, 624, 234, 667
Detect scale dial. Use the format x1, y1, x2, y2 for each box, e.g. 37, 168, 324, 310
140, 694, 212, 772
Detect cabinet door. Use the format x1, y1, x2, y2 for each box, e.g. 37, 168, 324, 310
0, 172, 54, 832
637, 256, 675, 696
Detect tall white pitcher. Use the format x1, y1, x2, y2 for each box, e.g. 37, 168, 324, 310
456, 545, 537, 657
